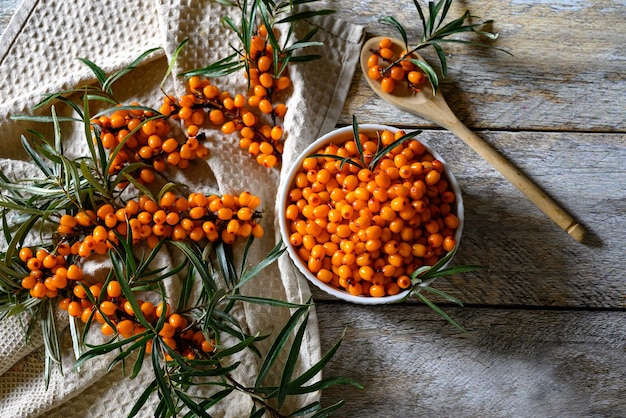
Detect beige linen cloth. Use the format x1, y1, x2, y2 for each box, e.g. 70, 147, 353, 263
0, 0, 364, 416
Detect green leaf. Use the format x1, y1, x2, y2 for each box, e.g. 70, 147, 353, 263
284, 54, 322, 63
368, 129, 422, 169
74, 331, 145, 370
277, 310, 309, 407
283, 40, 323, 54
182, 389, 234, 418
275, 9, 335, 24
287, 328, 348, 389
20, 135, 52, 177
103, 47, 162, 93
128, 378, 159, 417
215, 241, 237, 288
254, 303, 309, 388
226, 294, 308, 309
169, 241, 218, 296
414, 290, 465, 331
310, 400, 346, 418
235, 240, 285, 290
412, 0, 428, 40
421, 285, 463, 306
174, 389, 212, 418
152, 342, 177, 414
379, 16, 408, 49
351, 115, 365, 165
431, 42, 447, 77
179, 53, 244, 78
10, 115, 80, 123
77, 57, 108, 88
163, 38, 189, 88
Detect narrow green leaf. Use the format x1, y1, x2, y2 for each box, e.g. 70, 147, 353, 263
310, 400, 346, 418
169, 241, 217, 295
131, 342, 147, 379
368, 129, 422, 169
431, 42, 447, 77
290, 401, 322, 416
421, 285, 463, 306
438, 0, 454, 28
77, 57, 108, 87
182, 389, 234, 418
151, 343, 177, 414
10, 115, 80, 123
287, 328, 346, 388
351, 115, 366, 165
287, 376, 363, 395
226, 294, 307, 309
128, 378, 159, 417
20, 136, 52, 177
235, 240, 285, 290
379, 16, 408, 48
284, 54, 322, 63
409, 58, 439, 93
174, 389, 212, 418
163, 39, 189, 88
179, 53, 244, 78
277, 310, 309, 407
68, 316, 83, 365
103, 47, 162, 93
414, 291, 465, 331
254, 303, 309, 388
276, 9, 335, 24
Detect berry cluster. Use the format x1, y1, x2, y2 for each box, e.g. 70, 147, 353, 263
19, 247, 83, 299
59, 283, 216, 361
56, 191, 264, 251
366, 37, 427, 94
157, 26, 289, 169
94, 106, 209, 187
285, 129, 459, 297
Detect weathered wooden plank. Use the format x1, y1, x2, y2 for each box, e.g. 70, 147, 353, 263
308, 129, 626, 308
316, 303, 626, 417
330, 0, 626, 131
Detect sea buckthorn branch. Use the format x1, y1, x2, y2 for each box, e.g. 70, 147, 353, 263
404, 247, 482, 330
372, 0, 509, 93
177, 0, 333, 168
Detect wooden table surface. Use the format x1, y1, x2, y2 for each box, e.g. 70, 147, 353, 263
2, 1, 625, 417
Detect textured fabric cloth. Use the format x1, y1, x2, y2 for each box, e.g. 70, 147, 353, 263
0, 0, 364, 416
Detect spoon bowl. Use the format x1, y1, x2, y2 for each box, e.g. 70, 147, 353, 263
360, 36, 586, 243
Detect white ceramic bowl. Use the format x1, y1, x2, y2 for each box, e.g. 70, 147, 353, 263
278, 124, 464, 304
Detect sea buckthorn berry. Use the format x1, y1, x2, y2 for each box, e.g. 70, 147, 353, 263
408, 70, 425, 85
117, 320, 135, 338
380, 77, 395, 93
100, 301, 117, 316
101, 322, 116, 336
68, 301, 83, 318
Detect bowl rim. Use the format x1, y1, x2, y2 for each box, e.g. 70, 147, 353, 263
278, 124, 464, 304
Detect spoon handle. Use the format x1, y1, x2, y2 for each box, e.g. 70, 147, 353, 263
443, 118, 586, 242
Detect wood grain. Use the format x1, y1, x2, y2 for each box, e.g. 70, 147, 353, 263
317, 303, 626, 417
1, 1, 624, 417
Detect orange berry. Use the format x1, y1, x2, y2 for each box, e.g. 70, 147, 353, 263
107, 280, 123, 298
19, 247, 33, 262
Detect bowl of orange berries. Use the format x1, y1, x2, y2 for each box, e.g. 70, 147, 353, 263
278, 120, 464, 304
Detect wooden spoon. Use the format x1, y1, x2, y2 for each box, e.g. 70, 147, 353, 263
360, 36, 586, 243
